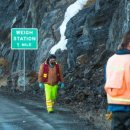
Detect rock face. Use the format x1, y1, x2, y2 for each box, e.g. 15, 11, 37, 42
107, 0, 130, 51
0, 0, 130, 129
0, 0, 75, 88
0, 0, 74, 72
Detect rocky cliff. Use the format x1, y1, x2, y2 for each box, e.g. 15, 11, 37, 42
0, 0, 75, 89
0, 0, 130, 129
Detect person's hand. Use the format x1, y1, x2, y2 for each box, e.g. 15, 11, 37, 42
58, 82, 61, 87
58, 82, 64, 88
60, 82, 65, 89
39, 83, 44, 89
105, 112, 112, 120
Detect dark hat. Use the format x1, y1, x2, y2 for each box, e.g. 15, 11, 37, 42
48, 54, 56, 59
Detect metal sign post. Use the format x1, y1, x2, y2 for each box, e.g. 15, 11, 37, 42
23, 50, 25, 91
11, 28, 38, 91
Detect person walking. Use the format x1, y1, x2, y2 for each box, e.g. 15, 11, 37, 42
104, 31, 130, 130
38, 54, 64, 113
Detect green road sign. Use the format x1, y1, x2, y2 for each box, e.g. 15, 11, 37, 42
11, 28, 38, 50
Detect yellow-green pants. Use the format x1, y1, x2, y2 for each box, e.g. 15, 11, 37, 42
44, 84, 58, 112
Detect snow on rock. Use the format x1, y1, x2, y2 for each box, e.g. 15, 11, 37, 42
50, 0, 88, 54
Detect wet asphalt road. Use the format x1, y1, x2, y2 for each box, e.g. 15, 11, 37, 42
0, 94, 99, 130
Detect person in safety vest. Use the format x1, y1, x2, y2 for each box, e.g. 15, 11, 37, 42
104, 31, 130, 130
38, 54, 64, 113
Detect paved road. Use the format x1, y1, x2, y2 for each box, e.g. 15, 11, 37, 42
0, 94, 99, 130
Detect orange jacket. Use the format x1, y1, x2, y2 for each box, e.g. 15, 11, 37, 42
104, 54, 130, 105
38, 63, 64, 86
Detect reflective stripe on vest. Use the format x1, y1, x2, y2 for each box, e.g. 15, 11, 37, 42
107, 94, 130, 105
42, 64, 49, 82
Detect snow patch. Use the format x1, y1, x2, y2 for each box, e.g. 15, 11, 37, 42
50, 0, 88, 54
11, 17, 17, 27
